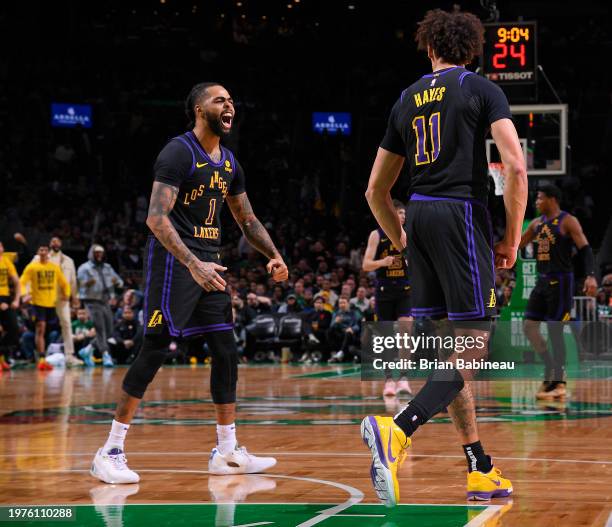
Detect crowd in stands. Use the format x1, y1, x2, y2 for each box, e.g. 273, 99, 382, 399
1, 3, 610, 367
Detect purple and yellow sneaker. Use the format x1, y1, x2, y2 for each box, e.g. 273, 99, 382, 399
467, 466, 513, 500
360, 416, 410, 507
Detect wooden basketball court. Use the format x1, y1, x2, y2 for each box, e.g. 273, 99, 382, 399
1, 364, 611, 526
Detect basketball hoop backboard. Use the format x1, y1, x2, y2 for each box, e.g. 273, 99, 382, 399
486, 104, 568, 176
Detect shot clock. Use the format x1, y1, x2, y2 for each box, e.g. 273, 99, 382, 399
482, 22, 537, 84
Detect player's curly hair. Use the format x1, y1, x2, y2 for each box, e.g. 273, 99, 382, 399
185, 82, 221, 128
415, 9, 485, 65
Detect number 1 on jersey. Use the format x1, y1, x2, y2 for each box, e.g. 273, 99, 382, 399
412, 112, 441, 165
205, 198, 216, 225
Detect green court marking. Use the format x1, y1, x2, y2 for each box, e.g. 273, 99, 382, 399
2, 392, 612, 426
291, 366, 362, 379
0, 503, 492, 527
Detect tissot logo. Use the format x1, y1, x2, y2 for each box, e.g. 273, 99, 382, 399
486, 71, 534, 81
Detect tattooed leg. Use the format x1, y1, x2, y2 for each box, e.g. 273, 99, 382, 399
448, 384, 479, 444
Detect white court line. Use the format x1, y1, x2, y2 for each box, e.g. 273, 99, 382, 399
606, 511, 612, 527
464, 505, 503, 527
3, 451, 612, 466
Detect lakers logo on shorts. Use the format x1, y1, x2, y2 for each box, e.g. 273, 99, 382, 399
487, 289, 497, 308
148, 310, 163, 328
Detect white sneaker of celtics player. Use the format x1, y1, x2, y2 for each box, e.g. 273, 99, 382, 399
383, 378, 397, 396
90, 448, 140, 484
208, 446, 277, 475
208, 475, 277, 503
328, 350, 344, 363
396, 378, 413, 395
307, 333, 320, 344
89, 483, 140, 505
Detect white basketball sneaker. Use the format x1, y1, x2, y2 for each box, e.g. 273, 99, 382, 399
208, 446, 277, 475
383, 378, 397, 396
396, 378, 413, 395
90, 448, 140, 484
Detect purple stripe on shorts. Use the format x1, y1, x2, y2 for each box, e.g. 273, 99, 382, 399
485, 209, 496, 299
182, 323, 234, 337
143, 239, 155, 329
161, 252, 179, 337
410, 193, 486, 207
467, 203, 484, 317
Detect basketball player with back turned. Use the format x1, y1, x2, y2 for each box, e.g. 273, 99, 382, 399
361, 9, 528, 505
520, 184, 597, 399
91, 83, 288, 484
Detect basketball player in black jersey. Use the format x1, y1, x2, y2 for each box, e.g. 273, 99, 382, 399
363, 199, 412, 397
520, 184, 597, 399
360, 9, 528, 505
91, 83, 288, 484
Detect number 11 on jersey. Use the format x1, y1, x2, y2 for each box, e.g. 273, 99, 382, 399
412, 112, 441, 165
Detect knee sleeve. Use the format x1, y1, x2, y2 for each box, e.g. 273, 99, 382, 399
122, 334, 171, 399
207, 330, 239, 404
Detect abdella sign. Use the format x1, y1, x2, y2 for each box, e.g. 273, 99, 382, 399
312, 112, 351, 135
51, 103, 93, 128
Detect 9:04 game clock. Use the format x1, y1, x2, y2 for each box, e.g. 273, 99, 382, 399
482, 21, 537, 84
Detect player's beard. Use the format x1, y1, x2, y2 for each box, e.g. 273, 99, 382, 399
205, 111, 230, 137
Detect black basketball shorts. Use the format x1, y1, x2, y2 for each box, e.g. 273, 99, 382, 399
142, 237, 233, 337
525, 273, 574, 321
375, 283, 411, 321
406, 194, 497, 321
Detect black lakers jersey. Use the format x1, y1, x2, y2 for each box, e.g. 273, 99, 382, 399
375, 228, 409, 283
533, 211, 573, 274
381, 66, 512, 203
152, 131, 245, 250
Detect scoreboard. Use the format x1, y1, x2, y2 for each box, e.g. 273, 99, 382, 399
482, 22, 537, 84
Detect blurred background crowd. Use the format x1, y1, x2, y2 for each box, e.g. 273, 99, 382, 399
0, 0, 611, 366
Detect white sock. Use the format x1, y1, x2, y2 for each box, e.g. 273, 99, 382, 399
216, 423, 237, 455
103, 419, 130, 453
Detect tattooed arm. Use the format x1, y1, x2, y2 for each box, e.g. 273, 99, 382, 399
146, 181, 226, 291
226, 192, 288, 282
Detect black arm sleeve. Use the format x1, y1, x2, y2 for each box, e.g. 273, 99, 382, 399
465, 75, 513, 125
380, 98, 406, 156
153, 139, 194, 187
577, 245, 595, 276
229, 159, 246, 195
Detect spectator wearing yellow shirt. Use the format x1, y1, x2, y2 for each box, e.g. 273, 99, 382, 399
20, 245, 70, 371
0, 241, 21, 370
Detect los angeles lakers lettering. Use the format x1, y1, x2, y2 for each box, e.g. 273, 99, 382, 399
193, 226, 220, 239
183, 171, 228, 207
